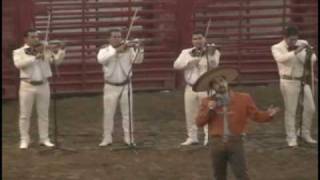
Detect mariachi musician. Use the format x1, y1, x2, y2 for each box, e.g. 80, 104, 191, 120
13, 29, 66, 149
97, 28, 144, 147
173, 30, 221, 146
271, 24, 317, 147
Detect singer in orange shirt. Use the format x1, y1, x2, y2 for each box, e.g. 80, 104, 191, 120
194, 67, 280, 180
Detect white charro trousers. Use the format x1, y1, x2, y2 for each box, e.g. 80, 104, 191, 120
102, 83, 133, 143
280, 79, 316, 142
18, 81, 51, 142
184, 85, 208, 142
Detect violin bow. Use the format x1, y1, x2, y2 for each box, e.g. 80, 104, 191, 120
44, 10, 52, 44
124, 9, 139, 42
204, 18, 212, 39
44, 10, 60, 77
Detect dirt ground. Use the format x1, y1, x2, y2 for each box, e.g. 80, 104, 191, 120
2, 85, 318, 180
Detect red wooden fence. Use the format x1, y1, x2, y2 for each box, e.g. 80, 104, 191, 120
2, 0, 36, 99
2, 0, 318, 99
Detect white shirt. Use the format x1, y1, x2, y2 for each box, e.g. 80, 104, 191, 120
271, 40, 317, 77
97, 45, 144, 83
173, 47, 220, 85
32, 60, 43, 81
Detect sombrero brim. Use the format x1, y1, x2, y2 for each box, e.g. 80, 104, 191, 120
192, 67, 239, 92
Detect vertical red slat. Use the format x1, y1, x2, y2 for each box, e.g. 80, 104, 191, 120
175, 0, 195, 87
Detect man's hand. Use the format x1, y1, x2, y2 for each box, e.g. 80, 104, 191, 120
267, 105, 280, 117
116, 44, 127, 53
58, 42, 66, 50
208, 100, 216, 110
36, 53, 44, 60
294, 43, 308, 55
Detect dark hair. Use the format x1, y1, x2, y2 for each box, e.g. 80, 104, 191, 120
107, 28, 122, 38
283, 24, 299, 37
192, 30, 205, 37
23, 29, 37, 38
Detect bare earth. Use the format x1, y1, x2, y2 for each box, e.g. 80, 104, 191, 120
2, 85, 318, 180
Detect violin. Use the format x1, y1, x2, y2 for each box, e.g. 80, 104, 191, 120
48, 40, 65, 54
25, 47, 37, 56
288, 44, 314, 52
288, 45, 299, 51
190, 47, 206, 57
114, 39, 142, 53
25, 41, 44, 56
25, 40, 65, 57
189, 43, 219, 57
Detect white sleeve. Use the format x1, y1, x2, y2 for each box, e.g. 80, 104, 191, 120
311, 53, 317, 63
13, 49, 36, 69
300, 41, 318, 63
173, 50, 191, 70
271, 45, 295, 63
50, 49, 66, 65
295, 42, 317, 64
299, 51, 317, 63
207, 49, 220, 68
97, 46, 116, 65
131, 48, 144, 64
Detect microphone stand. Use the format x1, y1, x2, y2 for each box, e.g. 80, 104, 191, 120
38, 10, 76, 154
38, 56, 77, 155
38, 54, 77, 155
296, 46, 313, 147
296, 77, 305, 146
111, 47, 155, 152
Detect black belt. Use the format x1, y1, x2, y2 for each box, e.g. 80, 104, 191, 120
280, 75, 303, 81
105, 79, 129, 86
21, 79, 46, 86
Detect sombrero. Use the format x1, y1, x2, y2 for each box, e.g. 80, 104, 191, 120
192, 67, 239, 92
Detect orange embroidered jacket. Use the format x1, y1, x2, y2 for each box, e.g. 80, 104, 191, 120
196, 91, 272, 136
